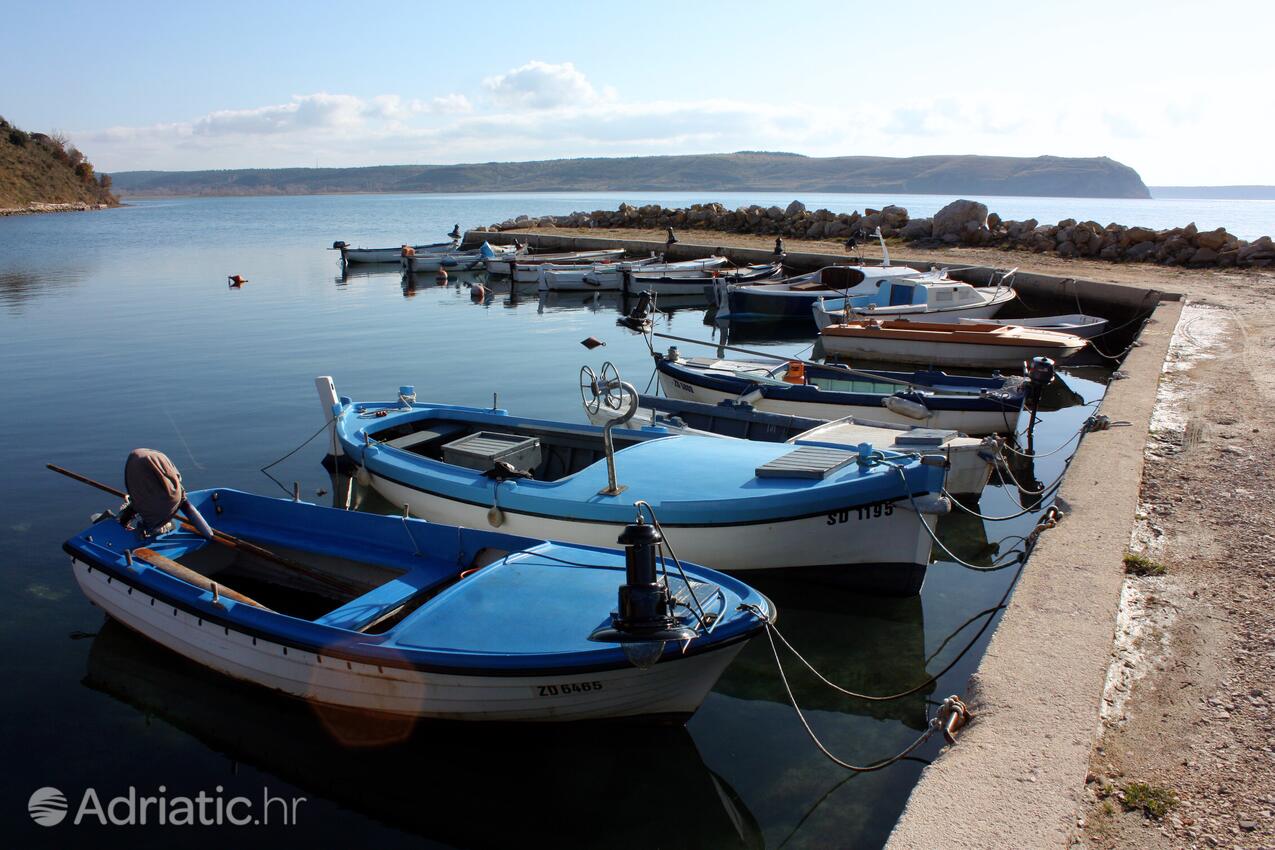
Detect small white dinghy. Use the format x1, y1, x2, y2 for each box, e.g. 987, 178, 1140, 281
957, 313, 1109, 339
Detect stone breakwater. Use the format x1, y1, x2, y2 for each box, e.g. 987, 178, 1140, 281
0, 201, 114, 216
476, 199, 1274, 269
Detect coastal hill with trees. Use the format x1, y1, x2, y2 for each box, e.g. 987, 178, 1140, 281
0, 117, 119, 212
108, 152, 1151, 200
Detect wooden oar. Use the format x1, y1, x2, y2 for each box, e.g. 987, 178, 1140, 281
133, 548, 271, 610
47, 463, 361, 597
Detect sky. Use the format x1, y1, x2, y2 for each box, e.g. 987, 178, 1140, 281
2, 0, 1271, 185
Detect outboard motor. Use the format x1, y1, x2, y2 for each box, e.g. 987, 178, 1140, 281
1026, 356, 1057, 415
589, 515, 698, 667
117, 449, 213, 539
448, 224, 461, 240
617, 290, 654, 330
331, 240, 347, 251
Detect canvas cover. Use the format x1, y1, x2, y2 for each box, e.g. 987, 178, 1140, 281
123, 448, 186, 530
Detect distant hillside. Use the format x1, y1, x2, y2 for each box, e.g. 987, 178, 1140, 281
110, 152, 1150, 199
1152, 186, 1275, 200
0, 117, 119, 210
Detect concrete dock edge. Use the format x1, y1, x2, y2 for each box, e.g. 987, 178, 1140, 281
886, 298, 1182, 849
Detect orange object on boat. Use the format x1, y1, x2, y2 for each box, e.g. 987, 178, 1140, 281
784, 360, 806, 384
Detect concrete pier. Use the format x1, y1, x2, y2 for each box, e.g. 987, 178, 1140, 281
466, 229, 1184, 846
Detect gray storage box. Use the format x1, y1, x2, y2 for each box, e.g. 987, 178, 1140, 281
442, 432, 542, 473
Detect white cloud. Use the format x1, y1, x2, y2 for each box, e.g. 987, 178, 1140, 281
192, 93, 366, 136
428, 93, 473, 114
482, 61, 600, 109
74, 59, 1275, 184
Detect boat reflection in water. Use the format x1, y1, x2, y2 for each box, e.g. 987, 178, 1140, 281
84, 619, 763, 849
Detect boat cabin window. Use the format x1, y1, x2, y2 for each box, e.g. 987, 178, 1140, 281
888, 284, 917, 306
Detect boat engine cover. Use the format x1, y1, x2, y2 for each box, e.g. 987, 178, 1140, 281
123, 448, 187, 531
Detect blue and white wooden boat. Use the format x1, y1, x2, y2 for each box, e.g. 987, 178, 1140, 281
64, 477, 771, 722
811, 277, 1017, 330
654, 351, 1026, 436
715, 264, 928, 323
586, 395, 995, 499
320, 376, 949, 594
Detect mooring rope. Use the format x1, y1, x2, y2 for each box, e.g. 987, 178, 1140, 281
751, 617, 969, 772
260, 412, 339, 497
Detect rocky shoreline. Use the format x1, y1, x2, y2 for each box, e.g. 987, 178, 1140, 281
0, 201, 116, 217
476, 199, 1274, 270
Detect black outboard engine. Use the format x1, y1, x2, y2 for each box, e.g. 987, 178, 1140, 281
117, 448, 214, 539
448, 224, 461, 240
617, 290, 654, 330
589, 516, 697, 667
332, 240, 348, 250
1026, 356, 1057, 415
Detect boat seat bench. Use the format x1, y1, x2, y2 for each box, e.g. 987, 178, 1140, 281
313, 567, 448, 631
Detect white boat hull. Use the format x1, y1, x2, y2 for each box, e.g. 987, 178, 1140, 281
343, 243, 457, 264
658, 373, 1020, 437
812, 294, 1013, 331
363, 471, 936, 594
819, 335, 1084, 369
72, 559, 739, 722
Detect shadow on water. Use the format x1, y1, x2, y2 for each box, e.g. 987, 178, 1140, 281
83, 618, 764, 849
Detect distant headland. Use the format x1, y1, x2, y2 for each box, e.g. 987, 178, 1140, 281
0, 117, 119, 215
107, 152, 1151, 200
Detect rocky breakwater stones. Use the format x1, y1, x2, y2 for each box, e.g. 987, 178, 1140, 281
473, 199, 1273, 269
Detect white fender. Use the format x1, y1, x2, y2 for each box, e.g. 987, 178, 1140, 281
883, 395, 930, 421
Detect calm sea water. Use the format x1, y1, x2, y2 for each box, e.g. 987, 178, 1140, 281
0, 194, 1131, 849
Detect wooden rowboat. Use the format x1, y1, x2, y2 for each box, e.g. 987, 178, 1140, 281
820, 319, 1087, 368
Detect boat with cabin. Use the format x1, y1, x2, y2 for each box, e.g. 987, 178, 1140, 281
810, 277, 1017, 330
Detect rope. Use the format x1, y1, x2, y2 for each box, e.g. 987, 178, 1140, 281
755, 620, 968, 772
889, 462, 1056, 572
260, 413, 338, 497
